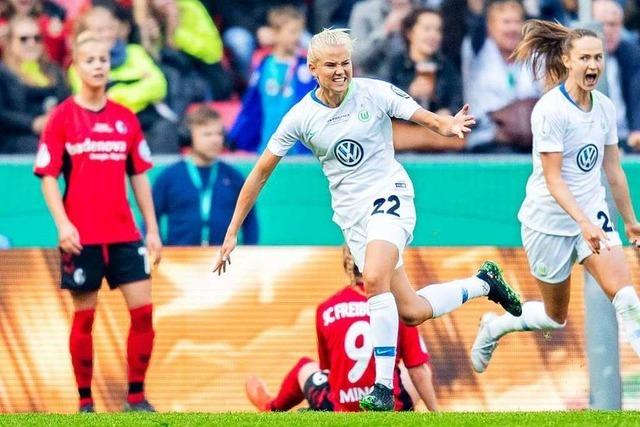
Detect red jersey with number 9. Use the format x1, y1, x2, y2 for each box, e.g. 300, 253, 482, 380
33, 97, 153, 245
315, 284, 430, 412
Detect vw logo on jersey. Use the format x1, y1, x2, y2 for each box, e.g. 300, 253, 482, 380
576, 144, 598, 172
334, 139, 364, 167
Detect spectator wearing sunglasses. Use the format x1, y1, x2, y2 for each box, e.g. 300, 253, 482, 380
0, 15, 69, 153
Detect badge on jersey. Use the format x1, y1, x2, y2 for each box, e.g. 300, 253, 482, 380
576, 144, 598, 172
334, 139, 364, 167
390, 84, 410, 99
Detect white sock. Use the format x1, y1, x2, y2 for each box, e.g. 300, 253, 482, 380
416, 276, 489, 318
612, 286, 640, 357
368, 292, 398, 389
487, 301, 565, 339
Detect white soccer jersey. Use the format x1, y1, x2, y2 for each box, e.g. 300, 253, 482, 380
267, 78, 422, 229
518, 85, 618, 236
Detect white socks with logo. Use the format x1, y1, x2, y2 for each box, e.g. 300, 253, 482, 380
613, 286, 640, 357
485, 301, 565, 339
416, 276, 490, 318
368, 292, 398, 390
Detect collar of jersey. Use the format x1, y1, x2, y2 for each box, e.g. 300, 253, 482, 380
559, 82, 594, 113
310, 82, 354, 108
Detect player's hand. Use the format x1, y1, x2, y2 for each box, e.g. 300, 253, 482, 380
146, 231, 162, 266
625, 222, 640, 249
214, 233, 237, 275
447, 104, 475, 139
58, 220, 82, 255
580, 221, 609, 254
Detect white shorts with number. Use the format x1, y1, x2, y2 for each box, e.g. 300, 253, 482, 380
342, 184, 416, 271
521, 206, 622, 284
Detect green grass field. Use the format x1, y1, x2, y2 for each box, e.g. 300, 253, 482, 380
0, 412, 639, 426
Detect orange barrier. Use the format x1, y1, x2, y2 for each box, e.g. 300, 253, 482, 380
0, 247, 639, 413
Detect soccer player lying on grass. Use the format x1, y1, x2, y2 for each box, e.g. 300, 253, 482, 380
245, 246, 438, 412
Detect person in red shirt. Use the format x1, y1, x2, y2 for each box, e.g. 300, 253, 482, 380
245, 245, 438, 412
34, 30, 162, 413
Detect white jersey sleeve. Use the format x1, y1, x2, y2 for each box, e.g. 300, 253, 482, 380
531, 102, 564, 153
266, 108, 302, 157
369, 79, 421, 121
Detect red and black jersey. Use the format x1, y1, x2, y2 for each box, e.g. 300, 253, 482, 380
34, 97, 152, 245
315, 284, 430, 412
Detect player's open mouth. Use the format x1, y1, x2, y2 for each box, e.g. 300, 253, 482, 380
333, 77, 347, 83
585, 73, 597, 84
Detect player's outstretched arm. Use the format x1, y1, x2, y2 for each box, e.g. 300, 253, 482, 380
214, 150, 282, 275
409, 104, 475, 139
603, 145, 640, 248
541, 152, 609, 254
130, 173, 162, 265
407, 364, 438, 412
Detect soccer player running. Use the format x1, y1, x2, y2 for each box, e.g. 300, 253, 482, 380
34, 31, 161, 413
214, 29, 522, 411
245, 245, 438, 412
471, 20, 640, 373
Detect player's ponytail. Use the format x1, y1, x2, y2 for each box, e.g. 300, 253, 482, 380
511, 20, 598, 89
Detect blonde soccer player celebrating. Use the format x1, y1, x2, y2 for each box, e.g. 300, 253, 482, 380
214, 29, 522, 411
471, 20, 640, 373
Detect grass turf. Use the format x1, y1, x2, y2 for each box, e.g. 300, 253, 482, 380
0, 412, 639, 426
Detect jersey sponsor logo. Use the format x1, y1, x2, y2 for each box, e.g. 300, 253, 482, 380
73, 268, 86, 286
66, 138, 127, 155
35, 144, 51, 168
334, 139, 364, 167
328, 114, 351, 126
390, 84, 410, 99
92, 122, 114, 133
322, 301, 368, 326
339, 386, 373, 403
115, 120, 128, 134
576, 144, 598, 172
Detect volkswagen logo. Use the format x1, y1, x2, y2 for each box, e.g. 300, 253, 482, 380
334, 139, 364, 167
576, 144, 598, 172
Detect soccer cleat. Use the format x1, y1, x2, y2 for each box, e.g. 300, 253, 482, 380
123, 399, 156, 412
359, 383, 394, 411
78, 403, 95, 413
471, 312, 500, 373
477, 261, 522, 317
245, 375, 273, 412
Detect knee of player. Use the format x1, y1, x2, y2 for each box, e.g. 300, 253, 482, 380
399, 310, 424, 326
363, 270, 390, 295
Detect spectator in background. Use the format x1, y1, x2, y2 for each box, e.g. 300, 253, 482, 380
153, 105, 259, 246
69, 6, 178, 153
311, 0, 361, 32
0, 16, 69, 153
593, 0, 640, 152
213, 0, 308, 85
0, 0, 69, 65
389, 8, 462, 115
147, 0, 232, 101
229, 5, 314, 154
461, 0, 540, 152
349, 0, 414, 79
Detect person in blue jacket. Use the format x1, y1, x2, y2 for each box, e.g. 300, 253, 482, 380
153, 105, 259, 245
229, 5, 315, 154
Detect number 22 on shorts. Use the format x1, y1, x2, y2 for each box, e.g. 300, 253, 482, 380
372, 195, 401, 217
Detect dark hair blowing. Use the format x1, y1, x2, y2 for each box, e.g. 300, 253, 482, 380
511, 19, 599, 89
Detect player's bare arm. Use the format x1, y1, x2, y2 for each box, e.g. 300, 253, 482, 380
541, 152, 609, 254
407, 364, 438, 412
41, 175, 82, 255
214, 150, 282, 274
602, 145, 640, 247
130, 173, 162, 265
408, 104, 475, 139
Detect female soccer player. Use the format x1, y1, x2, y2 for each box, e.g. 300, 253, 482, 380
34, 31, 161, 413
471, 20, 640, 373
214, 28, 522, 411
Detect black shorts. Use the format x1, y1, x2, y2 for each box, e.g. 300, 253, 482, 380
302, 371, 333, 411
60, 240, 150, 292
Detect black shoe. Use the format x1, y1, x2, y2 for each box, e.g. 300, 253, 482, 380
79, 403, 95, 413
359, 383, 394, 411
124, 399, 156, 412
477, 261, 522, 316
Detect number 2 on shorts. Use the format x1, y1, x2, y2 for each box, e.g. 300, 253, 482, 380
597, 210, 614, 232
372, 195, 400, 217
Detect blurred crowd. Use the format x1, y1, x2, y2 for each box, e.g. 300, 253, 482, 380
1, 0, 640, 155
